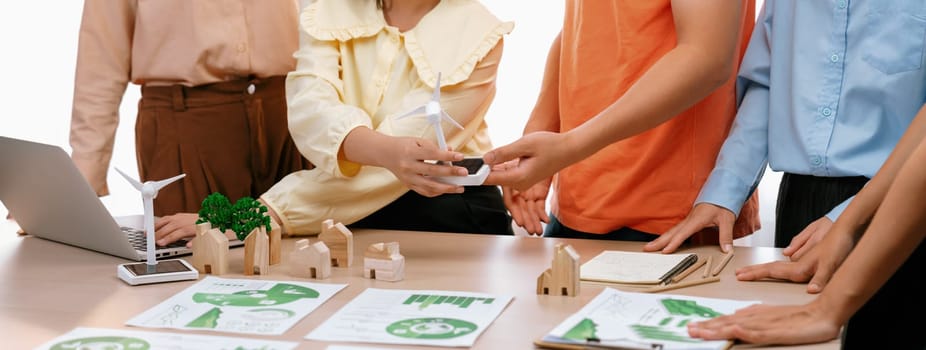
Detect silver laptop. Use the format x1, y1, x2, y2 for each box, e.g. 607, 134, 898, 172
0, 136, 241, 261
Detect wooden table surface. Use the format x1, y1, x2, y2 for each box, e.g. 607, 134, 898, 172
0, 220, 839, 349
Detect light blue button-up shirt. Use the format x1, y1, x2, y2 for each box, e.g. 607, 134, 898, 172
697, 0, 926, 220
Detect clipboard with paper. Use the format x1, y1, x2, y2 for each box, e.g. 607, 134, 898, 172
535, 288, 759, 350
580, 251, 698, 285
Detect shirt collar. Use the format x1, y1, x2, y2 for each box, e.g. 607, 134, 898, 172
302, 0, 514, 88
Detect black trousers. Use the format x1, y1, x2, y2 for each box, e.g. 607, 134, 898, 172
350, 185, 513, 235
777, 173, 926, 348
842, 239, 926, 349
543, 215, 659, 242
774, 173, 868, 248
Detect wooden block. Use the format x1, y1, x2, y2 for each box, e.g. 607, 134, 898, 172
269, 220, 282, 265
363, 242, 405, 282
290, 239, 331, 279
243, 227, 270, 276
190, 222, 229, 275
711, 250, 735, 276
536, 243, 580, 297
643, 276, 721, 293
702, 255, 714, 279
319, 219, 353, 267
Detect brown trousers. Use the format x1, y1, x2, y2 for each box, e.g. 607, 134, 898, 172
137, 76, 311, 216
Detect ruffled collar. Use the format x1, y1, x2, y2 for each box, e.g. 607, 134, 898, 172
301, 0, 514, 87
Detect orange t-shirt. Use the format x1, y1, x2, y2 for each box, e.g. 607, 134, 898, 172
553, 0, 760, 237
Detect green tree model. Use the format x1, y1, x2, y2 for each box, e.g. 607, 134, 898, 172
196, 192, 233, 232
196, 192, 271, 241
230, 197, 271, 241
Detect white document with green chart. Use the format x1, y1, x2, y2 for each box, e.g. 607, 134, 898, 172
34, 327, 298, 350
541, 288, 758, 350
126, 276, 346, 335
307, 288, 513, 347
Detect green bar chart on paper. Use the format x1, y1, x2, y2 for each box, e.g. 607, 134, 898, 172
403, 294, 496, 310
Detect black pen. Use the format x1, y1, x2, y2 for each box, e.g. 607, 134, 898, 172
658, 254, 698, 285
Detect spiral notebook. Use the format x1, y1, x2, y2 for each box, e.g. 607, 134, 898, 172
580, 251, 698, 285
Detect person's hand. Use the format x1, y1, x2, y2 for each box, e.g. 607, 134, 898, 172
483, 131, 572, 191
783, 216, 833, 261
503, 170, 551, 235
686, 301, 842, 345
154, 213, 200, 247
380, 137, 467, 197
645, 203, 736, 254
735, 227, 854, 294
732, 249, 819, 288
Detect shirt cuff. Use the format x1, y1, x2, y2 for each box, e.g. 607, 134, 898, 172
260, 192, 295, 237
695, 167, 755, 217
825, 197, 853, 222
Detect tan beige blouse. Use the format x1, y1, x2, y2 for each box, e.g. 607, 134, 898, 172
70, 0, 301, 196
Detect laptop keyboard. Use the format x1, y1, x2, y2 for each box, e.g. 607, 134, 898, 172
122, 227, 188, 250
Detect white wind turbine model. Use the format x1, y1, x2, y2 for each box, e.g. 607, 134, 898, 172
115, 168, 186, 271
396, 72, 463, 154
394, 72, 490, 186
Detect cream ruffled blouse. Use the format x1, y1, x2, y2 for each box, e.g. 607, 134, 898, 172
262, 0, 514, 234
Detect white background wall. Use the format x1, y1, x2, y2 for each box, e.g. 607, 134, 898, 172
0, 1, 774, 246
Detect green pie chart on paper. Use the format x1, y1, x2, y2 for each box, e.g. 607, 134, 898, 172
386, 318, 478, 339
50, 336, 150, 350
192, 283, 319, 307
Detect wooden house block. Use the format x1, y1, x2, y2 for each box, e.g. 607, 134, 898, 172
363, 242, 405, 282
269, 220, 282, 265
290, 239, 331, 279
319, 219, 353, 267
190, 222, 229, 275
243, 227, 270, 276
537, 243, 580, 297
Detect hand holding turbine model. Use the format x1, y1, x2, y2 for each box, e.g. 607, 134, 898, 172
395, 73, 489, 186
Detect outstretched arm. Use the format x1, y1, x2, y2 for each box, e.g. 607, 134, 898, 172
485, 0, 745, 190
688, 104, 926, 344
732, 103, 926, 290
498, 33, 561, 235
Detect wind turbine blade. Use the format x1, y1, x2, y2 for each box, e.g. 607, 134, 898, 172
114, 167, 143, 191
395, 105, 427, 120
441, 111, 463, 130
152, 173, 186, 191
431, 72, 442, 102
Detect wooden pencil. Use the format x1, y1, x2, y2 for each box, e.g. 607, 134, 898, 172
702, 255, 713, 279
670, 255, 707, 283
643, 276, 721, 293
711, 250, 735, 276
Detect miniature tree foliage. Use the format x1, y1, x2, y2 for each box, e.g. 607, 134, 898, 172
196, 192, 271, 241
196, 192, 233, 232
230, 197, 272, 241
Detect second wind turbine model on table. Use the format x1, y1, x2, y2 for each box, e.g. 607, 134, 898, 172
395, 73, 490, 186
114, 168, 198, 285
